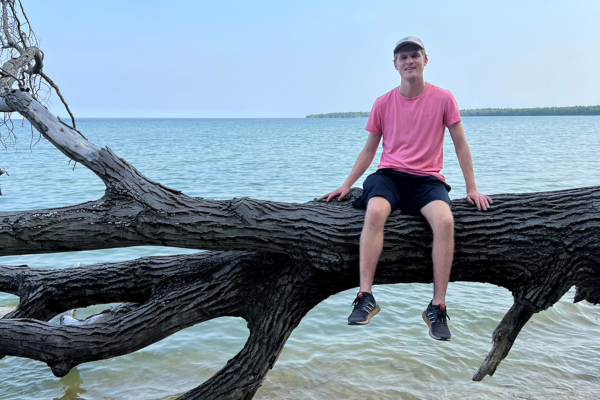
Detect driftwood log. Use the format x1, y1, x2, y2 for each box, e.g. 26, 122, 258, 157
1, 1, 600, 399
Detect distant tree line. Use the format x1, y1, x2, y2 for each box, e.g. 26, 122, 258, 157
306, 112, 370, 118
459, 105, 600, 116
306, 105, 600, 118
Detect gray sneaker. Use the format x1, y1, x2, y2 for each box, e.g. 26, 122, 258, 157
348, 292, 381, 325
422, 302, 451, 341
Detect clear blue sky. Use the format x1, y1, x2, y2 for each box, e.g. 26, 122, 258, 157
23, 0, 600, 118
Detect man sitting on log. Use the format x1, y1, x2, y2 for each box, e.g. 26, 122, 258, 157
322, 36, 492, 341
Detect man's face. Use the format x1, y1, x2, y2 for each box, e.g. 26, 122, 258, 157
393, 45, 428, 80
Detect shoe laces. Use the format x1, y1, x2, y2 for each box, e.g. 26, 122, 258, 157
352, 293, 372, 311
432, 305, 450, 325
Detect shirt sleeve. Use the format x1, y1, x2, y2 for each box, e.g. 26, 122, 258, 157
443, 92, 461, 127
365, 99, 383, 135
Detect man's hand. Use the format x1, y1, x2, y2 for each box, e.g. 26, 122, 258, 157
321, 186, 350, 202
466, 191, 492, 211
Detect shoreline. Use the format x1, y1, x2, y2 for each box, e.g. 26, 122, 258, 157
307, 105, 600, 118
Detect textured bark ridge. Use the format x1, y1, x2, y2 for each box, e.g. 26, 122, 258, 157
1, 90, 599, 399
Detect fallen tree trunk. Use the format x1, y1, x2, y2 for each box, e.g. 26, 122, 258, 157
0, 89, 599, 399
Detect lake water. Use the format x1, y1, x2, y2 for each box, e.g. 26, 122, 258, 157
1, 116, 599, 400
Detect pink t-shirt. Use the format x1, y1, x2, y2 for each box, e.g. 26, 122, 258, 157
365, 83, 461, 182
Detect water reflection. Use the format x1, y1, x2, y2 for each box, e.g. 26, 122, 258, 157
54, 368, 87, 400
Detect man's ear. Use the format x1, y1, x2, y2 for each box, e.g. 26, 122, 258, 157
393, 58, 399, 71
424, 55, 428, 67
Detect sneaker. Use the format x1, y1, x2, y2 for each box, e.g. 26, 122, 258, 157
422, 302, 451, 341
348, 292, 381, 325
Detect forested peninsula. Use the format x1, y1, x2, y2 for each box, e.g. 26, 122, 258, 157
306, 112, 370, 118
460, 105, 600, 116
306, 105, 600, 118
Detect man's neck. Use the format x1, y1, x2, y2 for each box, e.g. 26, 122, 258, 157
398, 79, 427, 98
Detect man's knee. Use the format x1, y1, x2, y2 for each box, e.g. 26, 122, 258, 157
422, 201, 454, 234
365, 197, 392, 226
434, 213, 454, 234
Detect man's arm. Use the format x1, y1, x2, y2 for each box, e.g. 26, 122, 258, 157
448, 121, 492, 211
321, 132, 382, 202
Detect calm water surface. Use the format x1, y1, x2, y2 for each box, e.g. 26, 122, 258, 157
1, 117, 599, 399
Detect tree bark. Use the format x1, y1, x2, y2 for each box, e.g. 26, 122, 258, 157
1, 68, 599, 400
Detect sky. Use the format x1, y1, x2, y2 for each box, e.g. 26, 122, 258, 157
19, 0, 600, 118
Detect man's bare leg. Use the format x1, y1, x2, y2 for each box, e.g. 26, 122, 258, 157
348, 196, 390, 325
420, 200, 454, 304
420, 200, 454, 340
359, 196, 392, 293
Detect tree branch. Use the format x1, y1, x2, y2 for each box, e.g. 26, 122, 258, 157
39, 71, 76, 128
0, 45, 40, 89
0, 251, 259, 320
473, 301, 535, 381
1, 0, 22, 54
0, 252, 258, 368
7, 0, 26, 49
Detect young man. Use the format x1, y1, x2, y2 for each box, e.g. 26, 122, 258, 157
322, 36, 491, 341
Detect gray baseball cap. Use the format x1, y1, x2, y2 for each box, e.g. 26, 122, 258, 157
393, 36, 425, 54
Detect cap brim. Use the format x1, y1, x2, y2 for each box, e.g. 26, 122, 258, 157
393, 42, 423, 54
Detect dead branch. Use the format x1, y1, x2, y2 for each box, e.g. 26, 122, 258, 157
40, 71, 76, 128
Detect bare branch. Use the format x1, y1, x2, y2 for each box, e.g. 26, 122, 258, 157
6, 0, 25, 49
39, 71, 75, 128
0, 109, 15, 148
0, 0, 62, 148
1, 1, 22, 53
16, 1, 32, 36
1, 251, 257, 320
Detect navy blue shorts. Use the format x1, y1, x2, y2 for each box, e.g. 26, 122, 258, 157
352, 169, 451, 215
